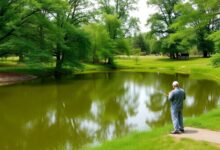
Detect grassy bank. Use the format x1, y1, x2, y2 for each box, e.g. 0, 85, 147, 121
81, 126, 219, 150
81, 107, 220, 150
2, 56, 220, 81
83, 56, 220, 81
114, 56, 220, 81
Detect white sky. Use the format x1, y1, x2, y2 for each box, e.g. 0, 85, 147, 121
131, 0, 157, 32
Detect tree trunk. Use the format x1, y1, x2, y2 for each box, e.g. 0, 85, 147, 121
92, 48, 99, 64
170, 52, 175, 59
107, 57, 114, 65
18, 53, 24, 62
203, 51, 208, 58
175, 52, 179, 60
55, 44, 63, 79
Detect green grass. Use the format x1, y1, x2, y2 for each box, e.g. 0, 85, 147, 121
81, 125, 219, 150
186, 107, 220, 130
84, 107, 220, 150
0, 66, 54, 77
113, 56, 220, 82
82, 56, 220, 82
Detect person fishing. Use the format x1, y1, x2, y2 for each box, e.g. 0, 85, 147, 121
168, 81, 186, 134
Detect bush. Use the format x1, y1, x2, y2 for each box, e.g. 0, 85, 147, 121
211, 53, 220, 67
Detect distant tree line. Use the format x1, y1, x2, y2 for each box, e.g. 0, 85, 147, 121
0, 0, 139, 76
0, 0, 220, 76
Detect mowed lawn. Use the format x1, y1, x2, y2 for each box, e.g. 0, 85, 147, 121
115, 56, 220, 78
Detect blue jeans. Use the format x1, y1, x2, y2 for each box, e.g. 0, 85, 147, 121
171, 108, 184, 131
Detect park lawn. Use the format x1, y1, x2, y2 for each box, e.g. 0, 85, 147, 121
83, 56, 220, 81
114, 56, 220, 80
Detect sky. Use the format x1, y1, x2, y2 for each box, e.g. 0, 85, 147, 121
131, 0, 157, 32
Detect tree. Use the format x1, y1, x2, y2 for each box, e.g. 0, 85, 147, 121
97, 0, 139, 64
0, 0, 45, 59
133, 34, 150, 54
0, 0, 93, 77
98, 0, 139, 37
147, 0, 182, 59
67, 0, 95, 25
145, 33, 161, 54
50, 1, 92, 76
0, 0, 41, 43
170, 0, 219, 57
103, 14, 122, 40
115, 39, 131, 55
83, 23, 113, 64
209, 31, 220, 53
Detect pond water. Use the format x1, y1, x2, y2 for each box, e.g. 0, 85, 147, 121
0, 72, 220, 150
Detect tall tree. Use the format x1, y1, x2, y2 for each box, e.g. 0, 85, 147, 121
97, 0, 138, 64
170, 0, 219, 57
44, 0, 91, 76
133, 34, 149, 54
83, 23, 113, 64
0, 0, 92, 77
98, 0, 139, 37
0, 0, 43, 59
147, 0, 182, 59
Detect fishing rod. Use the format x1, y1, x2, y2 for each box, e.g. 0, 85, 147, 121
156, 90, 169, 96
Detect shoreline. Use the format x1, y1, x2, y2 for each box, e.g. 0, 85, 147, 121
0, 72, 37, 86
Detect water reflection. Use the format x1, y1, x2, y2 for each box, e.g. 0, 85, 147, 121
0, 72, 220, 150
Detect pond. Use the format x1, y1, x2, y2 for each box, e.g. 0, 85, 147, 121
0, 72, 220, 150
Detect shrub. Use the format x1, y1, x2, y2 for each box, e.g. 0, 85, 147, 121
211, 53, 220, 67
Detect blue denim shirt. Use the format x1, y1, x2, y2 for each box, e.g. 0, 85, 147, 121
168, 88, 185, 110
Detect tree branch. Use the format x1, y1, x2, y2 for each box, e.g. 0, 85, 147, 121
0, 9, 40, 42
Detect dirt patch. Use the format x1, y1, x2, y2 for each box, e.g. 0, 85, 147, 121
0, 73, 36, 86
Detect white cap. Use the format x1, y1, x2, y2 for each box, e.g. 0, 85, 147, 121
172, 81, 179, 87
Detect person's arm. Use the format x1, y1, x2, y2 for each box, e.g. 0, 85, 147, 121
183, 91, 186, 100
168, 91, 174, 102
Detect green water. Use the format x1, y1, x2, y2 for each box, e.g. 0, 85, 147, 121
0, 72, 220, 150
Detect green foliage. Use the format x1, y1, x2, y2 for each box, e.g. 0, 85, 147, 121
211, 53, 220, 68
83, 23, 113, 63
147, 0, 184, 58
209, 31, 220, 53
98, 0, 137, 20
63, 26, 91, 67
26, 50, 53, 66
0, 0, 93, 76
115, 39, 131, 55
171, 0, 219, 57
98, 0, 139, 38
148, 0, 219, 58
126, 17, 140, 37
144, 33, 161, 54
133, 34, 149, 54
103, 14, 121, 39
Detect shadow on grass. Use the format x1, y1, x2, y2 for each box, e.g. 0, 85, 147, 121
156, 56, 205, 62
